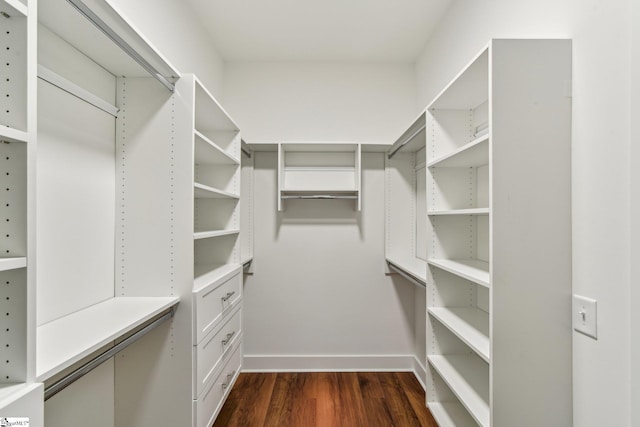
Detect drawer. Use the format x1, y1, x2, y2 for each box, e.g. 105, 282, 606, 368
193, 304, 242, 398
193, 340, 242, 427
193, 266, 242, 344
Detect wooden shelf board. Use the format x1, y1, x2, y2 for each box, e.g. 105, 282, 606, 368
194, 263, 242, 293
36, 296, 179, 381
0, 257, 27, 272
0, 126, 28, 143
428, 208, 489, 216
194, 130, 240, 166
429, 307, 490, 362
428, 355, 490, 427
428, 401, 479, 427
428, 258, 490, 288
428, 135, 489, 168
1, 0, 27, 17
194, 229, 240, 240
194, 183, 239, 199
386, 256, 426, 285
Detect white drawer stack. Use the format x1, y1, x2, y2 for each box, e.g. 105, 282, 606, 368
192, 265, 243, 427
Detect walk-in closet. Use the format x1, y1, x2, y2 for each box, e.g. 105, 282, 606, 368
1, 0, 638, 426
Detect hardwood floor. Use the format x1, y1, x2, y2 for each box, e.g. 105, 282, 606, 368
213, 372, 438, 427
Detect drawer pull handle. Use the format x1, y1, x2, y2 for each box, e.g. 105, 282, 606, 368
221, 370, 236, 390
221, 291, 236, 302
222, 331, 236, 346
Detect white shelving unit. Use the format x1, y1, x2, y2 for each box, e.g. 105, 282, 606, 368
385, 112, 427, 287
278, 142, 361, 211
425, 39, 572, 427
0, 0, 41, 422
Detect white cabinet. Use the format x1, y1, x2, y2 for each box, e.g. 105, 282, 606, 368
278, 142, 361, 211
424, 39, 572, 427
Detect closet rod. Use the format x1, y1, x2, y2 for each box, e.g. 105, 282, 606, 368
241, 145, 252, 158
281, 195, 358, 200
38, 65, 120, 117
44, 307, 176, 401
388, 262, 426, 288
65, 0, 175, 92
387, 124, 426, 159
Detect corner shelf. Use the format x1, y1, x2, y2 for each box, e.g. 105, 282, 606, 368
427, 258, 490, 288
194, 130, 240, 166
428, 307, 490, 362
36, 297, 179, 381
428, 355, 490, 427
194, 183, 240, 199
428, 208, 489, 216
194, 229, 240, 240
427, 134, 489, 169
0, 127, 28, 144
0, 257, 26, 272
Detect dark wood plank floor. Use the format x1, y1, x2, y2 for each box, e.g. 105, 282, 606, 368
213, 372, 438, 427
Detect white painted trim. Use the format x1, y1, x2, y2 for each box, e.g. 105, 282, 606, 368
241, 354, 417, 373
413, 356, 427, 390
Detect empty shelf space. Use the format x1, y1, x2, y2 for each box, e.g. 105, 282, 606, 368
194, 229, 240, 240
428, 135, 489, 168
194, 130, 240, 165
0, 126, 28, 144
0, 257, 26, 272
428, 355, 489, 427
428, 307, 490, 362
36, 296, 180, 381
428, 259, 490, 288
194, 183, 239, 199
1, 0, 28, 17
428, 401, 480, 427
194, 263, 242, 293
386, 256, 426, 286
428, 208, 489, 216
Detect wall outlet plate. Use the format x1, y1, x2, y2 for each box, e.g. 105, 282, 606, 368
573, 294, 598, 339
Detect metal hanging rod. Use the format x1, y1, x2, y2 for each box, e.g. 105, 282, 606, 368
38, 65, 120, 117
387, 124, 427, 159
281, 195, 358, 200
388, 262, 426, 288
44, 306, 176, 401
241, 140, 252, 158
66, 0, 175, 93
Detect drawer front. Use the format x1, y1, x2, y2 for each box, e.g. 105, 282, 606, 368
193, 340, 242, 427
193, 305, 242, 398
193, 270, 242, 344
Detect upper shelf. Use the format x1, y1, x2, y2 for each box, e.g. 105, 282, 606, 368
36, 296, 179, 381
194, 78, 239, 132
428, 48, 488, 110
1, 0, 27, 17
38, 0, 179, 89
427, 135, 489, 168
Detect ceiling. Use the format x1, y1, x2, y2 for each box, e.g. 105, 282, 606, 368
183, 0, 453, 62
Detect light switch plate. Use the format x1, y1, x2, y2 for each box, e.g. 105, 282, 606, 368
573, 294, 598, 339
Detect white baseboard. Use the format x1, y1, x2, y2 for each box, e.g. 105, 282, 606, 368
412, 356, 427, 390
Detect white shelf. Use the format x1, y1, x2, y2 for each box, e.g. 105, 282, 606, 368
429, 307, 490, 362
428, 208, 489, 216
428, 135, 489, 168
428, 401, 480, 427
0, 126, 28, 143
194, 183, 240, 199
428, 355, 490, 427
0, 257, 27, 272
194, 130, 240, 166
1, 0, 28, 17
386, 256, 426, 285
428, 258, 490, 288
36, 297, 179, 381
194, 229, 240, 240
281, 188, 358, 194
194, 263, 242, 293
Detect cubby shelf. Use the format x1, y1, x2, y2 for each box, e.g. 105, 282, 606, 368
428, 208, 489, 216
427, 135, 489, 168
428, 355, 490, 427
0, 127, 28, 144
36, 297, 179, 381
1, 0, 27, 17
194, 229, 240, 240
427, 258, 490, 288
428, 401, 479, 427
0, 257, 26, 272
194, 130, 240, 166
194, 183, 240, 199
428, 307, 490, 362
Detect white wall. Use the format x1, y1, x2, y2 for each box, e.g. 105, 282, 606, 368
223, 62, 424, 369
109, 0, 225, 97
415, 1, 631, 425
